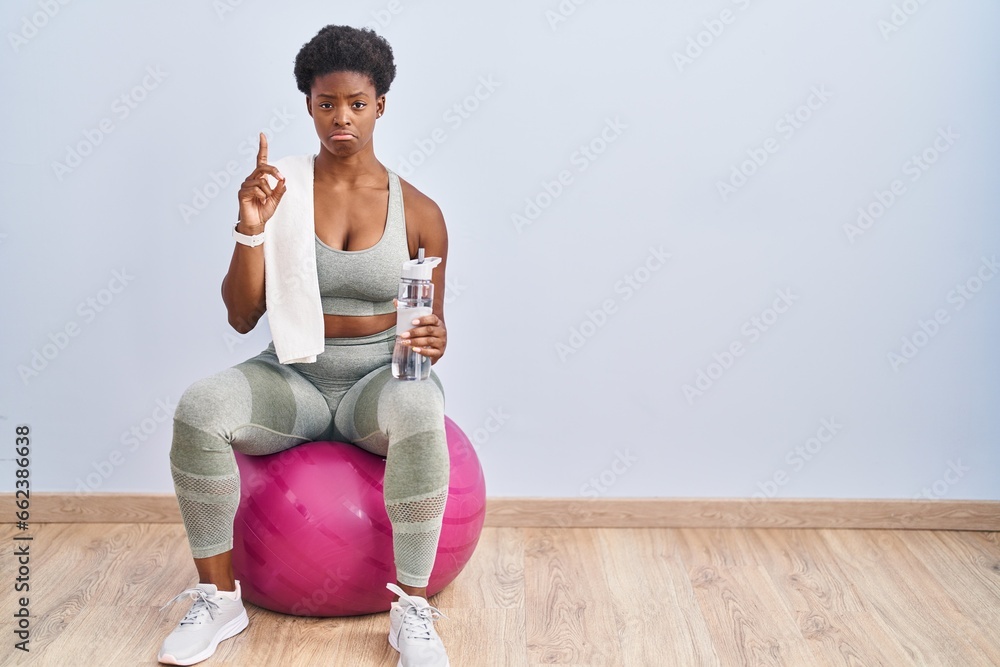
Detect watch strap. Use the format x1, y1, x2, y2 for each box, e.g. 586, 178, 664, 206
233, 223, 266, 247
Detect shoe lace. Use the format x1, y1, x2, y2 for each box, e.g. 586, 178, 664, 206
401, 602, 448, 641
159, 587, 221, 626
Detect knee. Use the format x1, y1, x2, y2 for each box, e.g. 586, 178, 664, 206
170, 382, 209, 464
170, 372, 247, 463
172, 377, 224, 439
173, 378, 207, 426
379, 379, 445, 431
175, 368, 250, 426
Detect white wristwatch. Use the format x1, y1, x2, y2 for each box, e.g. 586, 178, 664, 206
233, 223, 266, 247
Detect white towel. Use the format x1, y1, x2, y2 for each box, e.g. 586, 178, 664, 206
262, 153, 324, 364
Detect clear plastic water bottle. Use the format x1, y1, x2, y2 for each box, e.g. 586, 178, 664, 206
392, 248, 442, 381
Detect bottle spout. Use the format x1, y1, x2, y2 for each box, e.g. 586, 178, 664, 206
401, 252, 441, 280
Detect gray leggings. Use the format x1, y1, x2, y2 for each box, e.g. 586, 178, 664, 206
168, 325, 448, 587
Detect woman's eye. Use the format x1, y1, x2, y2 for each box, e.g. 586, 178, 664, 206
319, 103, 332, 109
353, 102, 366, 109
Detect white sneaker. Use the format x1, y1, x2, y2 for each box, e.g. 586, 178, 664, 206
158, 580, 249, 665
386, 583, 450, 667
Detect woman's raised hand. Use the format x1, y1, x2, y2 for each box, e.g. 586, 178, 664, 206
237, 132, 287, 229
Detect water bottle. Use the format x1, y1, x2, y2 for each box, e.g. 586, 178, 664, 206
392, 248, 442, 380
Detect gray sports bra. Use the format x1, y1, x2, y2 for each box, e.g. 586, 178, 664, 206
315, 169, 410, 316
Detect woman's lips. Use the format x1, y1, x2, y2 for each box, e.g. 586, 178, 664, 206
330, 132, 354, 140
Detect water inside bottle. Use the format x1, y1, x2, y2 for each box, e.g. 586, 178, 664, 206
392, 337, 431, 380
392, 299, 432, 380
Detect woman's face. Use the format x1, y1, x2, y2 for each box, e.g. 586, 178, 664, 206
306, 70, 385, 158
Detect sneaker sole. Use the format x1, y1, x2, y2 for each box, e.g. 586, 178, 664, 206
395, 656, 450, 667
388, 629, 449, 667
158, 610, 249, 666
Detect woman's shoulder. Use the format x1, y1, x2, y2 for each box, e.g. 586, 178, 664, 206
395, 173, 446, 227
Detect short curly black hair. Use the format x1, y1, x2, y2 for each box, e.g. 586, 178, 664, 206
293, 25, 396, 98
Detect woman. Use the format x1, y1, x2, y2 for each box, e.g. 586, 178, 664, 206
158, 25, 452, 667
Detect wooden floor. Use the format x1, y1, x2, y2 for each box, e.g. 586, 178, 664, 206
2, 524, 998, 666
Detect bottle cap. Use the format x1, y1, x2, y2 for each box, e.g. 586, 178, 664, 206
401, 252, 441, 280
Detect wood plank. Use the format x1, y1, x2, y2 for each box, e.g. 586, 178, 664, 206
674, 528, 818, 666
596, 527, 721, 666
3, 522, 1000, 665
888, 530, 1000, 663
947, 530, 1000, 585
818, 529, 995, 667
434, 526, 524, 610
746, 528, 914, 666
523, 527, 622, 665
441, 608, 528, 667
430, 528, 528, 664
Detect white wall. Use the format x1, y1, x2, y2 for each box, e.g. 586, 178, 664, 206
2, 0, 998, 501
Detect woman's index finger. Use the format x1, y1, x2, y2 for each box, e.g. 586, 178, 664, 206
257, 132, 268, 166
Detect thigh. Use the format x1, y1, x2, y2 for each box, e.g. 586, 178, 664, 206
230, 348, 337, 454
334, 365, 445, 457
175, 346, 335, 457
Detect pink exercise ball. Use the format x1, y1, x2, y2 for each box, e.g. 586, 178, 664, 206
231, 416, 486, 617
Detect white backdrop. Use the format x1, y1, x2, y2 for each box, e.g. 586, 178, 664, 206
2, 0, 998, 501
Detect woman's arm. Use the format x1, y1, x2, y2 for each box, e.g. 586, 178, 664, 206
222, 133, 286, 333
221, 228, 267, 334
399, 181, 449, 363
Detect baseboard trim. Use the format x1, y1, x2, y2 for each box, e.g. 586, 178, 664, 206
486, 497, 1000, 531
3, 494, 998, 530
